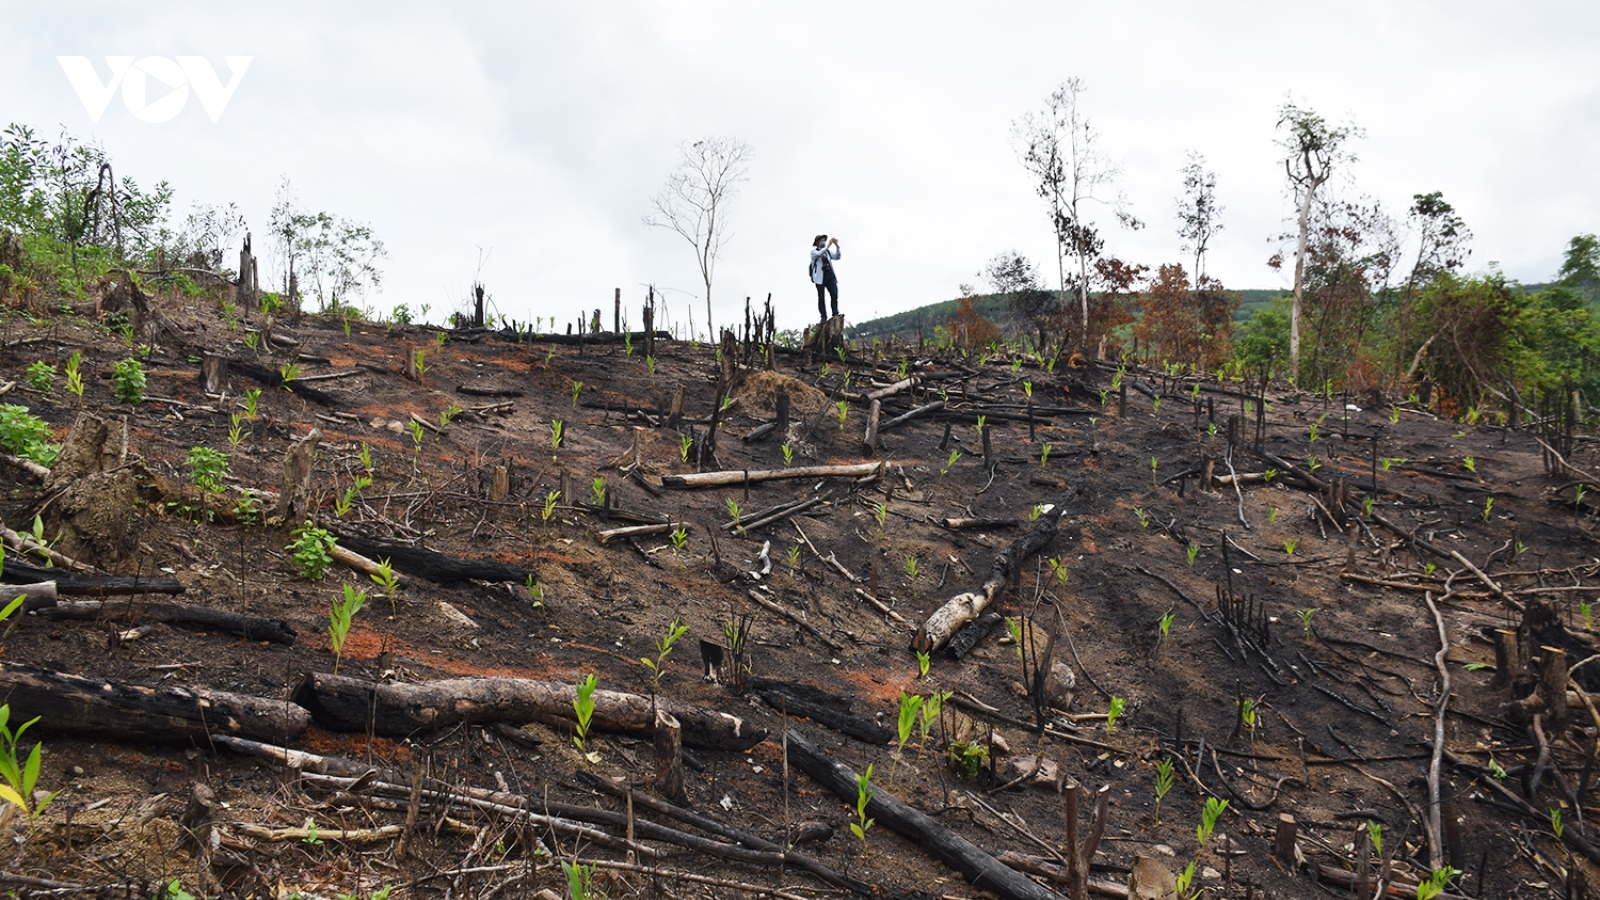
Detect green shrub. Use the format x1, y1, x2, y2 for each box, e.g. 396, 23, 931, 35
0, 405, 58, 466
24, 361, 54, 393
287, 521, 337, 580
110, 358, 145, 404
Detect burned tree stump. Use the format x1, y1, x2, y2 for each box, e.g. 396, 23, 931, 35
275, 427, 322, 524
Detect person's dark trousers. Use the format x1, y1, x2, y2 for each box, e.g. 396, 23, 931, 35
816, 277, 839, 319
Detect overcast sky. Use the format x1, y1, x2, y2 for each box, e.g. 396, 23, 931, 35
2, 2, 1596, 335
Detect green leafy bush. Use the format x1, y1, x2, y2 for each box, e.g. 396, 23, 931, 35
288, 520, 337, 580
0, 405, 58, 466
110, 358, 145, 404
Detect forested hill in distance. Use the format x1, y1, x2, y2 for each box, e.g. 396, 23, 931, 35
846, 288, 1285, 342
845, 283, 1572, 343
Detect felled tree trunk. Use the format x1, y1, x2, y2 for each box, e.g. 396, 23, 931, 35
786, 728, 1063, 900
913, 480, 1082, 654
292, 672, 766, 750
0, 662, 310, 745
661, 462, 883, 489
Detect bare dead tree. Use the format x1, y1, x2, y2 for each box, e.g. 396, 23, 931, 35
1012, 78, 1139, 345
1277, 100, 1360, 376
644, 138, 752, 339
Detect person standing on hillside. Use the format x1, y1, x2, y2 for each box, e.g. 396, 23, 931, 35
811, 234, 841, 322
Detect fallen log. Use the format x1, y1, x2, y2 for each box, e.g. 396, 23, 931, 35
595, 522, 687, 545
5, 583, 54, 605
292, 672, 765, 750
752, 681, 893, 745
0, 452, 48, 482
943, 517, 1021, 530
332, 532, 533, 585
786, 728, 1063, 900
32, 599, 296, 644
878, 400, 945, 432
0, 559, 184, 595
661, 462, 883, 489
329, 544, 410, 587
913, 480, 1082, 654
0, 662, 310, 745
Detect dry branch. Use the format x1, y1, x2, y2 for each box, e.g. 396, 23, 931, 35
33, 598, 296, 644
292, 671, 765, 750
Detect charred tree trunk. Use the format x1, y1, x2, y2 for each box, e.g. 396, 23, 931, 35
0, 662, 309, 745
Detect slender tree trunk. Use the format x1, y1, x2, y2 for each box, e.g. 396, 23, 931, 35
1290, 167, 1325, 379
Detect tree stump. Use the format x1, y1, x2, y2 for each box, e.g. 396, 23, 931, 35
653, 709, 686, 805
276, 428, 323, 524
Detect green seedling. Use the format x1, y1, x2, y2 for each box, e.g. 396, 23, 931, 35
786, 543, 800, 576
408, 419, 425, 455
439, 404, 462, 430
0, 704, 58, 819
1151, 456, 1159, 485
1185, 542, 1199, 568
562, 860, 597, 900
1150, 396, 1161, 417
1263, 468, 1277, 484
850, 764, 876, 852
1296, 607, 1316, 639
187, 446, 229, 495
1028, 503, 1046, 522
1158, 611, 1174, 644
64, 351, 84, 403
782, 441, 794, 467
1005, 616, 1025, 660
1390, 406, 1402, 424
370, 557, 400, 613
836, 400, 849, 429
1481, 496, 1494, 523
570, 380, 582, 408
1105, 696, 1126, 735
679, 433, 693, 463
891, 691, 925, 784
1306, 455, 1322, 473
590, 476, 607, 507
1367, 820, 1382, 856
25, 361, 54, 393
1048, 556, 1069, 586
873, 502, 888, 533
243, 331, 261, 353
641, 616, 689, 692
572, 673, 598, 757
940, 449, 962, 477
1462, 456, 1476, 475
1363, 496, 1375, 517
524, 576, 545, 609
916, 690, 947, 757
541, 490, 561, 529
1133, 507, 1150, 528
904, 555, 919, 596
947, 740, 989, 779
726, 497, 743, 531
1268, 506, 1279, 524
280, 361, 301, 391
244, 388, 261, 420
1488, 756, 1507, 781
1238, 696, 1258, 737
288, 520, 336, 581
1581, 599, 1593, 631
328, 583, 366, 674
1308, 421, 1320, 443
1176, 860, 1198, 899
550, 419, 564, 461
227, 413, 247, 454
1039, 443, 1051, 469
1417, 867, 1462, 900
1423, 561, 1437, 577
1282, 539, 1298, 556
670, 527, 689, 566
915, 650, 931, 680
1153, 757, 1174, 824
111, 358, 145, 404
1197, 796, 1229, 846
